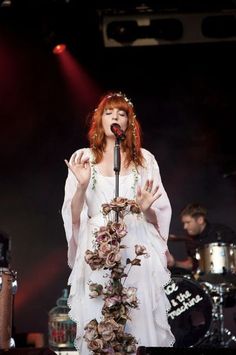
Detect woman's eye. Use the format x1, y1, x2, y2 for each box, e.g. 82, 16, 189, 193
119, 111, 126, 117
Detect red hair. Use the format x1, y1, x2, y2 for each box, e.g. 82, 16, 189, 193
88, 92, 144, 167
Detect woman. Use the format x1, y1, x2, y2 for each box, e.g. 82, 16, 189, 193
62, 92, 174, 353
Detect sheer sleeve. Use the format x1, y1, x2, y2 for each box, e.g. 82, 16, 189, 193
140, 149, 172, 241
61, 149, 89, 269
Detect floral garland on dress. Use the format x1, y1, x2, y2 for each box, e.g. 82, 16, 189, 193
84, 197, 148, 354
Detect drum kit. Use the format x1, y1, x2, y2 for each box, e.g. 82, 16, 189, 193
0, 268, 17, 349
0, 232, 17, 350
165, 241, 236, 348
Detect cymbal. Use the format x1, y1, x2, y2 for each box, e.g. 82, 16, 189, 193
168, 234, 191, 242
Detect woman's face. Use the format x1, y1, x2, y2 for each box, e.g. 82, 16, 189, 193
102, 107, 128, 138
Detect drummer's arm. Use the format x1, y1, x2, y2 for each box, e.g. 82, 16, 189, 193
175, 257, 193, 270
166, 249, 175, 267
166, 249, 193, 270
166, 248, 194, 270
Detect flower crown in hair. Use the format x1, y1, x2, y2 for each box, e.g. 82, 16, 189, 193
106, 92, 134, 108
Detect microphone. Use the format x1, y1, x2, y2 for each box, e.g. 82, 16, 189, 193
110, 123, 126, 141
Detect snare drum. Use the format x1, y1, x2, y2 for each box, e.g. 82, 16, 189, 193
196, 243, 235, 274
165, 275, 212, 347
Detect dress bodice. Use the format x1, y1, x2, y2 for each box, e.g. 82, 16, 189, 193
86, 165, 139, 219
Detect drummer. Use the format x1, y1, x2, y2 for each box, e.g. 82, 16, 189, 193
167, 203, 236, 274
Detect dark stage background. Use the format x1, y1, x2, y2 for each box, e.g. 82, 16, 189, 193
1, 0, 236, 346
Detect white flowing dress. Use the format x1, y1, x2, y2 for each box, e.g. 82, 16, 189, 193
62, 147, 175, 354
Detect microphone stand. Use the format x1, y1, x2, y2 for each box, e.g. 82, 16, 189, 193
113, 137, 121, 223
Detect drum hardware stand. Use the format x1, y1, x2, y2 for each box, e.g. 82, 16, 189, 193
201, 283, 236, 347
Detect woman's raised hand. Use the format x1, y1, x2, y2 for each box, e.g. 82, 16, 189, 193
136, 179, 162, 212
65, 150, 91, 190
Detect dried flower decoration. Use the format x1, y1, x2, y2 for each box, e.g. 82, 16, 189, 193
84, 197, 148, 354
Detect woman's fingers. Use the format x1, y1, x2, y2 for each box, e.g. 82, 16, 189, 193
64, 159, 70, 168
81, 156, 90, 166
142, 179, 156, 193
143, 179, 154, 193
148, 179, 153, 192
152, 185, 159, 195
143, 180, 149, 191
65, 154, 90, 170
70, 150, 84, 165
137, 185, 141, 197
70, 152, 77, 164
69, 151, 90, 167
75, 151, 84, 164
152, 190, 162, 202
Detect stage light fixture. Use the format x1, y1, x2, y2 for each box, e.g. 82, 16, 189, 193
107, 21, 139, 43
103, 14, 184, 46
52, 43, 66, 54
106, 17, 183, 44
45, 29, 67, 54
150, 19, 183, 41
100, 8, 236, 47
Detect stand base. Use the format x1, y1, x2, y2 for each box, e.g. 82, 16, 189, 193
196, 327, 236, 348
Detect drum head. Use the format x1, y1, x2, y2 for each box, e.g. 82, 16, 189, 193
165, 276, 212, 347
196, 243, 236, 276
